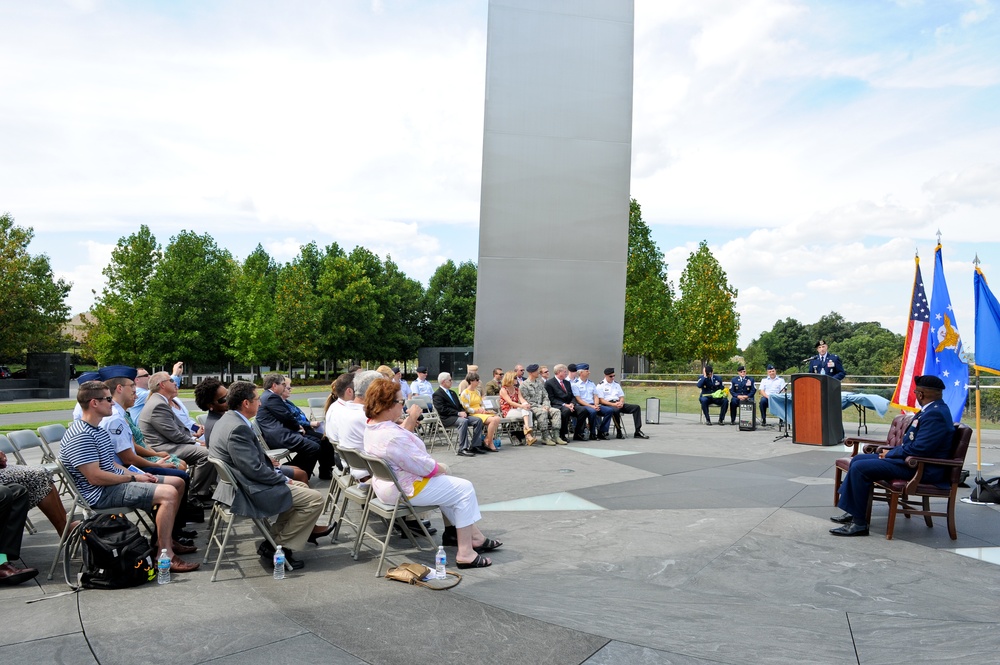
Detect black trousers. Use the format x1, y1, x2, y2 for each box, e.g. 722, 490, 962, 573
0, 483, 30, 560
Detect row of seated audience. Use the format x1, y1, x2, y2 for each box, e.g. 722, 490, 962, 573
408, 362, 650, 453
697, 364, 787, 427
11, 359, 646, 578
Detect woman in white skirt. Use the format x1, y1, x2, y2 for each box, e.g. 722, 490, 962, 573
363, 378, 501, 568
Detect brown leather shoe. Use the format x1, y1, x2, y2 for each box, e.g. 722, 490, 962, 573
169, 556, 200, 573
171, 539, 198, 555
0, 562, 39, 586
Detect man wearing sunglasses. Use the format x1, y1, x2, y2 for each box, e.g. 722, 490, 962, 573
60, 381, 199, 573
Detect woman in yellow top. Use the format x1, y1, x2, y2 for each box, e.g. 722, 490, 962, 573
460, 372, 500, 452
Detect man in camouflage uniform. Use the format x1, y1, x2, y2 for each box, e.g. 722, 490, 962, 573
520, 364, 565, 445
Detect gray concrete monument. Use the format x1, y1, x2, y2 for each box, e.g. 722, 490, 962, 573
473, 0, 634, 375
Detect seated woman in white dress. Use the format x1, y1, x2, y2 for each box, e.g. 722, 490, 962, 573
363, 378, 501, 568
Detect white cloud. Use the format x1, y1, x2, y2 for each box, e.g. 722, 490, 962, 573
56, 240, 115, 316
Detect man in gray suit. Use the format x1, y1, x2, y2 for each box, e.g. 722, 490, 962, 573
210, 381, 326, 570
137, 371, 215, 502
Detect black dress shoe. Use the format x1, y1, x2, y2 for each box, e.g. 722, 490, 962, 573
829, 523, 869, 537
829, 512, 854, 524
176, 528, 197, 539
634, 430, 649, 439
705, 421, 712, 426
173, 536, 195, 548
257, 540, 276, 558
597, 432, 609, 441
572, 434, 587, 441
470, 447, 485, 455
318, 470, 333, 481
262, 549, 305, 570
441, 526, 458, 546
615, 432, 625, 439
397, 519, 438, 536
456, 449, 475, 457
307, 524, 336, 545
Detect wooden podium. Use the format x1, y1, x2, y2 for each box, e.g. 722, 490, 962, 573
791, 373, 842, 446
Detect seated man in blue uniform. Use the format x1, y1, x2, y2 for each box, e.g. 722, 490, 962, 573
728, 365, 755, 425
830, 374, 954, 536
697, 365, 726, 426
808, 340, 846, 380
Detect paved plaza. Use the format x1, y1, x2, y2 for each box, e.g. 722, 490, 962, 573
3, 410, 1000, 664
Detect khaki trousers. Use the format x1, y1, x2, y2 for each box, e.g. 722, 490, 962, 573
270, 481, 323, 551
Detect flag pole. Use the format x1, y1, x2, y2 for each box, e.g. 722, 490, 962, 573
975, 367, 981, 480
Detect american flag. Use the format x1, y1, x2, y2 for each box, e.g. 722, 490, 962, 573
891, 257, 930, 411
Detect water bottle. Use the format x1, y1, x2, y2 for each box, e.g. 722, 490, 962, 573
494, 434, 502, 449
435, 546, 447, 579
157, 549, 171, 585
273, 546, 286, 580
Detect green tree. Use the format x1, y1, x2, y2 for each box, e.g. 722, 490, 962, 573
377, 256, 425, 363
744, 317, 814, 373
421, 260, 477, 347
809, 312, 853, 346
623, 199, 676, 362
226, 244, 279, 369
0, 213, 71, 359
85, 225, 160, 365
274, 259, 321, 366
835, 322, 903, 376
144, 231, 234, 366
676, 241, 739, 366
316, 246, 381, 364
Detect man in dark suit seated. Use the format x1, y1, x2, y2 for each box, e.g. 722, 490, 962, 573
210, 381, 328, 570
0, 483, 39, 585
830, 375, 954, 537
808, 340, 846, 380
433, 372, 484, 457
255, 373, 326, 478
545, 363, 578, 443
697, 365, 726, 426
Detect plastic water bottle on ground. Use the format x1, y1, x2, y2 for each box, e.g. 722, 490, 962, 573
494, 434, 501, 449
273, 546, 286, 580
157, 549, 171, 585
435, 545, 447, 579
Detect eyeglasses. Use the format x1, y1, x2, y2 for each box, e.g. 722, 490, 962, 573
216, 397, 228, 404
94, 396, 113, 403
395, 399, 406, 405
136, 373, 149, 379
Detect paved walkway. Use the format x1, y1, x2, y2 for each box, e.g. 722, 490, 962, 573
3, 413, 1000, 664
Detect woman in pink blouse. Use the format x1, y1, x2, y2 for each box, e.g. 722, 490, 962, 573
363, 378, 501, 568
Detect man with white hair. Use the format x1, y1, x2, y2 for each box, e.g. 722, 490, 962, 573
433, 372, 485, 457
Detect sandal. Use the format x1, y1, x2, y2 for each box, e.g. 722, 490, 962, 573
456, 554, 492, 569
473, 538, 502, 553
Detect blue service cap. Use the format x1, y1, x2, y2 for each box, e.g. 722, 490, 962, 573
98, 365, 137, 381
77, 372, 101, 383
577, 363, 590, 370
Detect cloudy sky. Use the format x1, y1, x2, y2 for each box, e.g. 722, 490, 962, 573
2, 0, 999, 351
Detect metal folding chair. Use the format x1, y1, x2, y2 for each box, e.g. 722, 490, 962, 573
356, 450, 439, 577
249, 418, 293, 463
49, 459, 153, 582
9, 429, 69, 497
0, 434, 38, 535
331, 447, 373, 553
202, 457, 289, 581
307, 397, 327, 421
